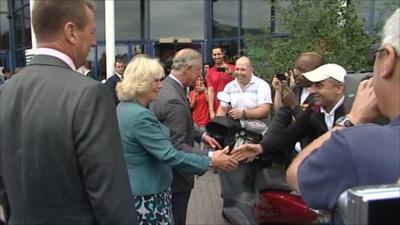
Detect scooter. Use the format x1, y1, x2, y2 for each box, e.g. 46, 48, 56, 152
206, 92, 327, 225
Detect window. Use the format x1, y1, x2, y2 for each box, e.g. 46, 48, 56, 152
0, 8, 9, 49
242, 0, 271, 35
150, 0, 204, 39
115, 0, 142, 40
212, 0, 239, 38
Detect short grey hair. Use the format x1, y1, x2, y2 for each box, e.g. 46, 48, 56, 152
116, 55, 164, 101
381, 8, 400, 56
171, 48, 202, 70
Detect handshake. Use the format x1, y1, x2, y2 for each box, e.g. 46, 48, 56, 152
209, 144, 264, 171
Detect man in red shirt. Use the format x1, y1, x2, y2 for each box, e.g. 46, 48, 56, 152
207, 46, 235, 119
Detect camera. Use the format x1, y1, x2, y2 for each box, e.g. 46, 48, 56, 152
276, 73, 286, 81
216, 67, 226, 73
344, 72, 388, 125
338, 184, 400, 225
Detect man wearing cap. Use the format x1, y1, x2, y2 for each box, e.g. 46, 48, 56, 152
231, 63, 346, 162
285, 9, 400, 225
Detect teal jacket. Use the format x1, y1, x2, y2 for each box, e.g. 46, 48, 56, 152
116, 101, 210, 196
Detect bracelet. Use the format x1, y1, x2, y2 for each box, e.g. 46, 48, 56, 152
242, 110, 247, 119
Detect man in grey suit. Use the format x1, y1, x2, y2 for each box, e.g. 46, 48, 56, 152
0, 0, 137, 224
150, 48, 222, 225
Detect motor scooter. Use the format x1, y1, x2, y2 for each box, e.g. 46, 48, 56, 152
206, 92, 327, 225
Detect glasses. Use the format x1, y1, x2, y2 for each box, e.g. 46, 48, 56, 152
368, 44, 385, 65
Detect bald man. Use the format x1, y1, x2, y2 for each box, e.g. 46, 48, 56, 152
216, 56, 272, 223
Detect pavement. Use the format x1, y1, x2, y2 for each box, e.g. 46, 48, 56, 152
186, 169, 229, 225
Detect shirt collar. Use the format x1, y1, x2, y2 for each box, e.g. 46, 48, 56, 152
234, 73, 255, 87
320, 96, 345, 115
34, 48, 76, 70
115, 72, 123, 80
169, 73, 184, 88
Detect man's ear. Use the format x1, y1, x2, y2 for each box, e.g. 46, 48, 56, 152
380, 44, 397, 79
336, 82, 345, 94
64, 22, 78, 45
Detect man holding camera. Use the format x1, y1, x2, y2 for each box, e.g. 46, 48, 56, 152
207, 46, 235, 119
232, 63, 347, 165
270, 52, 324, 157
273, 52, 324, 114
285, 9, 400, 225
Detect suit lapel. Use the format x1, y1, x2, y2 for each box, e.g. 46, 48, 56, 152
334, 104, 346, 121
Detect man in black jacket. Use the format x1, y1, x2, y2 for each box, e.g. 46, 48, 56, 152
270, 52, 324, 156
232, 63, 347, 162
106, 57, 126, 105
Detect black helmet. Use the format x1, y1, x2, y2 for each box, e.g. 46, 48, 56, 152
206, 116, 242, 148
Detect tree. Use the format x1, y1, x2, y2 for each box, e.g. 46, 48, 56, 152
246, 0, 398, 81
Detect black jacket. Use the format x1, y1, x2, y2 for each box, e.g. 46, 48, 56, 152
105, 73, 122, 106
261, 103, 345, 163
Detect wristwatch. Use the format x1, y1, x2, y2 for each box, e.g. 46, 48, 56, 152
335, 115, 354, 127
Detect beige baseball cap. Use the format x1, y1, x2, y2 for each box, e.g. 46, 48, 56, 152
303, 63, 346, 83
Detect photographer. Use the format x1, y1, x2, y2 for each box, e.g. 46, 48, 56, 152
232, 63, 347, 165
272, 52, 324, 121
285, 9, 400, 225
206, 46, 235, 119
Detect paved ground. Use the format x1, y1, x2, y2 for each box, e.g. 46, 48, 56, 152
186, 169, 229, 225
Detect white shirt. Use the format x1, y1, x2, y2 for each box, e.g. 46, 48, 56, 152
321, 96, 345, 130
35, 48, 76, 70
300, 87, 311, 105
221, 74, 272, 110
115, 72, 123, 80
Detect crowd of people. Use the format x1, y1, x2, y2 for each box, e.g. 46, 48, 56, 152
0, 0, 399, 225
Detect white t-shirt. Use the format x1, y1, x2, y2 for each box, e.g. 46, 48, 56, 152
221, 74, 272, 110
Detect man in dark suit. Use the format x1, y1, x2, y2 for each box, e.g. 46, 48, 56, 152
150, 48, 221, 225
232, 64, 347, 163
0, 1, 137, 224
106, 57, 125, 105
269, 52, 324, 158
271, 52, 324, 131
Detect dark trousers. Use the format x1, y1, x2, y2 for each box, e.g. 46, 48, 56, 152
171, 191, 191, 225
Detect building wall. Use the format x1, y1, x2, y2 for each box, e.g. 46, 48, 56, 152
0, 0, 397, 77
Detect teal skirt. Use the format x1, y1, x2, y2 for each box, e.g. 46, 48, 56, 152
133, 189, 174, 225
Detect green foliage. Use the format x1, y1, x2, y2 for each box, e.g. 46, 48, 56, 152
246, 0, 397, 81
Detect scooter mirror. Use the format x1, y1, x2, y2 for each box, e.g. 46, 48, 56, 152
217, 92, 231, 104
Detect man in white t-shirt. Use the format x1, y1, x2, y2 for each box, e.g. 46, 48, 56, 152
216, 56, 272, 223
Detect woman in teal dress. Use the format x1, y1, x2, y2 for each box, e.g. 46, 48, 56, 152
115, 55, 237, 225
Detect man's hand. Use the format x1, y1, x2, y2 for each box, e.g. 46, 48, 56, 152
230, 143, 263, 162
287, 70, 296, 89
348, 78, 381, 125
227, 108, 244, 120
203, 133, 222, 149
272, 77, 283, 92
282, 87, 297, 109
212, 147, 239, 171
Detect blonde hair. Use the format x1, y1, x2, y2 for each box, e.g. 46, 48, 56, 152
116, 55, 164, 101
